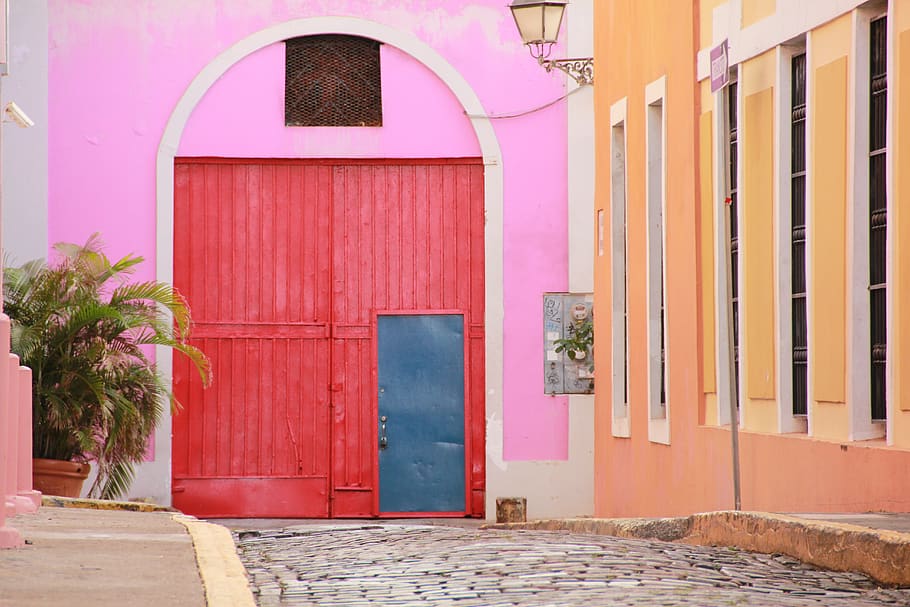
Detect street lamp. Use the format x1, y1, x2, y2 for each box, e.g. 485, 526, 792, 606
508, 0, 594, 86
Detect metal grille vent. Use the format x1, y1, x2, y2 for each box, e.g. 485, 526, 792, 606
285, 35, 382, 127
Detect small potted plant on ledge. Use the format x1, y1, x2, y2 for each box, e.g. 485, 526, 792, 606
554, 314, 594, 389
554, 317, 593, 363
3, 234, 210, 499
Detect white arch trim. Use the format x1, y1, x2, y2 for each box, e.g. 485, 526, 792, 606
152, 16, 504, 510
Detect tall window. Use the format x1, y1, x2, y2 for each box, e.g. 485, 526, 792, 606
647, 97, 666, 419
728, 82, 740, 407
869, 16, 888, 421
646, 77, 668, 444
610, 100, 630, 437
791, 54, 808, 416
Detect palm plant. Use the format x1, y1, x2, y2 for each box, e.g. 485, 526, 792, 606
3, 234, 210, 499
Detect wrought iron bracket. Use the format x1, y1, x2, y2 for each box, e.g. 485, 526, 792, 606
540, 56, 594, 86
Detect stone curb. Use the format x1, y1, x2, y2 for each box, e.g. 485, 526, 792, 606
173, 514, 257, 607
487, 511, 910, 586
41, 495, 176, 512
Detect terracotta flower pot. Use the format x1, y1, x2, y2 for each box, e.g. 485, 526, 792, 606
32, 458, 91, 498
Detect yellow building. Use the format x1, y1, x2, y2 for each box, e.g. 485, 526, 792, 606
594, 0, 910, 516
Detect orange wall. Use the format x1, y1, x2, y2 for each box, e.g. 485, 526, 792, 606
594, 1, 910, 517
594, 0, 704, 516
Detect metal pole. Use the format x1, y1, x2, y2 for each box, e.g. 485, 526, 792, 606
720, 84, 742, 511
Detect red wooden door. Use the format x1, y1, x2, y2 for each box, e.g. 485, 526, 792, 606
172, 158, 485, 518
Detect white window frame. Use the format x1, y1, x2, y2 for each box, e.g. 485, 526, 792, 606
645, 76, 669, 445
774, 41, 810, 434
610, 97, 630, 438
846, 5, 888, 442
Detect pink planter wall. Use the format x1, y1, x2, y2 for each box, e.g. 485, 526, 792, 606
0, 315, 40, 548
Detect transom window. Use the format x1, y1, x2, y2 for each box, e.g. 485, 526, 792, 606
285, 35, 383, 127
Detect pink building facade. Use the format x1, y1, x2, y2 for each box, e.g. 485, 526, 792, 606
17, 0, 596, 518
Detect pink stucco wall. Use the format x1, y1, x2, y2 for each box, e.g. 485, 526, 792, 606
48, 0, 570, 460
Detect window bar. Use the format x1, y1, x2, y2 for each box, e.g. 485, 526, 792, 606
869, 16, 888, 421
728, 82, 740, 407
791, 54, 808, 416
660, 251, 666, 405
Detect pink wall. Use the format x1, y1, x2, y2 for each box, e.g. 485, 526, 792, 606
48, 0, 570, 460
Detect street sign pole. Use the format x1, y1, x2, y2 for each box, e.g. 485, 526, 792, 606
712, 39, 742, 512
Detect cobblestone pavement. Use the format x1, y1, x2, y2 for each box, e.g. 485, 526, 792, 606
234, 524, 910, 606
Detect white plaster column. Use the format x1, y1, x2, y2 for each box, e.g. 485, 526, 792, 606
1, 0, 48, 263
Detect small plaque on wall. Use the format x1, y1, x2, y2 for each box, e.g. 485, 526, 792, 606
543, 292, 594, 395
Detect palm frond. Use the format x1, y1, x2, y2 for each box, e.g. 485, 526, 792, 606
6, 236, 212, 500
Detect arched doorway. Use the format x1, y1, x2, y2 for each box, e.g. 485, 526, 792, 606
157, 18, 503, 518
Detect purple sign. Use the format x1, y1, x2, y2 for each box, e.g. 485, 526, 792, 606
710, 40, 729, 93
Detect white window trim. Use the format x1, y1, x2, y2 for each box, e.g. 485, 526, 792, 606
713, 68, 740, 428
846, 6, 887, 442
645, 76, 669, 445
774, 42, 809, 435
610, 97, 630, 438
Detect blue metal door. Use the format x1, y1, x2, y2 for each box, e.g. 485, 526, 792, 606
377, 314, 465, 513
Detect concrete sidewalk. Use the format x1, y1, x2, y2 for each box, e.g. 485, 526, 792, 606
0, 502, 908, 607
489, 510, 910, 587
0, 500, 254, 607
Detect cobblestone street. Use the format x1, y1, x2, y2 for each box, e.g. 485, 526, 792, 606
234, 524, 910, 606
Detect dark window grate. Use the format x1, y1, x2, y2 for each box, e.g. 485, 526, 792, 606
660, 255, 666, 405
728, 82, 740, 407
869, 16, 887, 421
285, 35, 382, 127
791, 53, 808, 416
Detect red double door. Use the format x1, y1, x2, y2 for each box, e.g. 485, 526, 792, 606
171, 158, 486, 518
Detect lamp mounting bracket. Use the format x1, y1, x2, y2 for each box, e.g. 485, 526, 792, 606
539, 56, 594, 86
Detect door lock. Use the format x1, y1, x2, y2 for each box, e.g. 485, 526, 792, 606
379, 415, 388, 449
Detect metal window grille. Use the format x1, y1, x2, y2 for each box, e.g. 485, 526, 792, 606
654, 107, 666, 408
869, 16, 888, 421
285, 35, 382, 127
791, 54, 808, 416
660, 244, 666, 405
728, 82, 740, 407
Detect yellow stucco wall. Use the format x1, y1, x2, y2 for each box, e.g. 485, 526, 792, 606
739, 51, 777, 432
699, 0, 728, 50
741, 0, 775, 29
809, 14, 851, 442
892, 5, 910, 447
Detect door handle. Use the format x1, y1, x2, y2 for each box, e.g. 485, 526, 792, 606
379, 415, 388, 449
